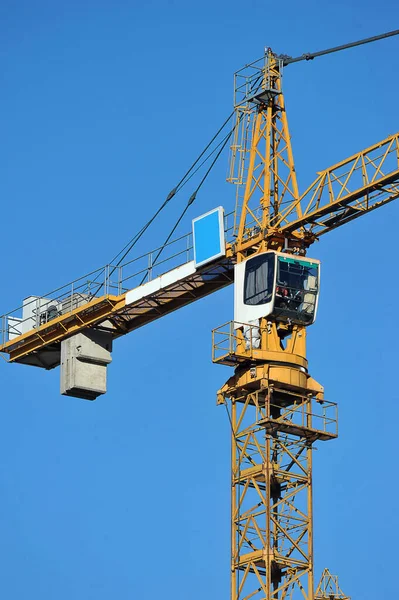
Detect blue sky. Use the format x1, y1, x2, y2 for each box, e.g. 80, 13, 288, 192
1, 1, 399, 598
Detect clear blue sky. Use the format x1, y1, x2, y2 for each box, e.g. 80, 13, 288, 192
1, 1, 399, 598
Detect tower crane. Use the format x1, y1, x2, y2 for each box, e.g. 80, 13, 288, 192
2, 28, 399, 599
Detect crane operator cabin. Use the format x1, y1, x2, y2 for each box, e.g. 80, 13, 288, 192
234, 252, 320, 328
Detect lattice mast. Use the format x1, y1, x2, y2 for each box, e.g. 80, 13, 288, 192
214, 50, 339, 600
228, 50, 302, 258
215, 322, 337, 600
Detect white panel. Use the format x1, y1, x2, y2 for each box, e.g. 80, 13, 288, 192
234, 257, 274, 327
8, 317, 22, 340
234, 262, 246, 326
126, 279, 161, 305
21, 296, 61, 334
125, 261, 196, 306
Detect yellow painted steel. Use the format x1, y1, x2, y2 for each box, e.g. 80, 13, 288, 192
0, 295, 124, 363
234, 51, 303, 259
216, 49, 369, 599
2, 107, 399, 365
280, 132, 399, 239
214, 320, 335, 600
0, 257, 234, 364
315, 569, 350, 599
231, 51, 399, 254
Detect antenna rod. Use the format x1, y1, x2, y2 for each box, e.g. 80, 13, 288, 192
282, 29, 399, 66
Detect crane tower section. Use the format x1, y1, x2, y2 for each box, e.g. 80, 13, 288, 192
213, 317, 337, 600
215, 50, 335, 600
228, 51, 301, 257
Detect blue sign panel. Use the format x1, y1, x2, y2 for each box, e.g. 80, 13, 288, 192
192, 207, 225, 268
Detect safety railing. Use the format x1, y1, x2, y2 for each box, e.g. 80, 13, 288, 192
264, 393, 338, 440
212, 320, 265, 365
0, 211, 235, 346
227, 384, 337, 441
233, 52, 282, 108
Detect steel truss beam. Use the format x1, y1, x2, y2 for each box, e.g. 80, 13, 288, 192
226, 386, 336, 600
230, 52, 301, 258
280, 132, 399, 238
228, 52, 399, 253
0, 259, 234, 365
215, 322, 337, 600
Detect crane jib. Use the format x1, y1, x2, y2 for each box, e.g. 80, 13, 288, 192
0, 257, 234, 366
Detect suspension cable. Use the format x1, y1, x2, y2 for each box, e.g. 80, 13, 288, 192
90, 111, 235, 297
144, 114, 242, 278
108, 110, 234, 269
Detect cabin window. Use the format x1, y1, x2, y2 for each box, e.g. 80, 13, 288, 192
275, 257, 319, 323
244, 253, 275, 306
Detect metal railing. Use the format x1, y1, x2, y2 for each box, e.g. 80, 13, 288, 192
212, 320, 265, 364
265, 394, 338, 439
229, 386, 337, 441
1, 211, 235, 346
233, 52, 282, 109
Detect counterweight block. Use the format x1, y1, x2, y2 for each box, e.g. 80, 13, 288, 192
60, 329, 112, 400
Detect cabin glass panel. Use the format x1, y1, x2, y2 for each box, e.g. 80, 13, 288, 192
243, 253, 275, 306
274, 256, 319, 324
